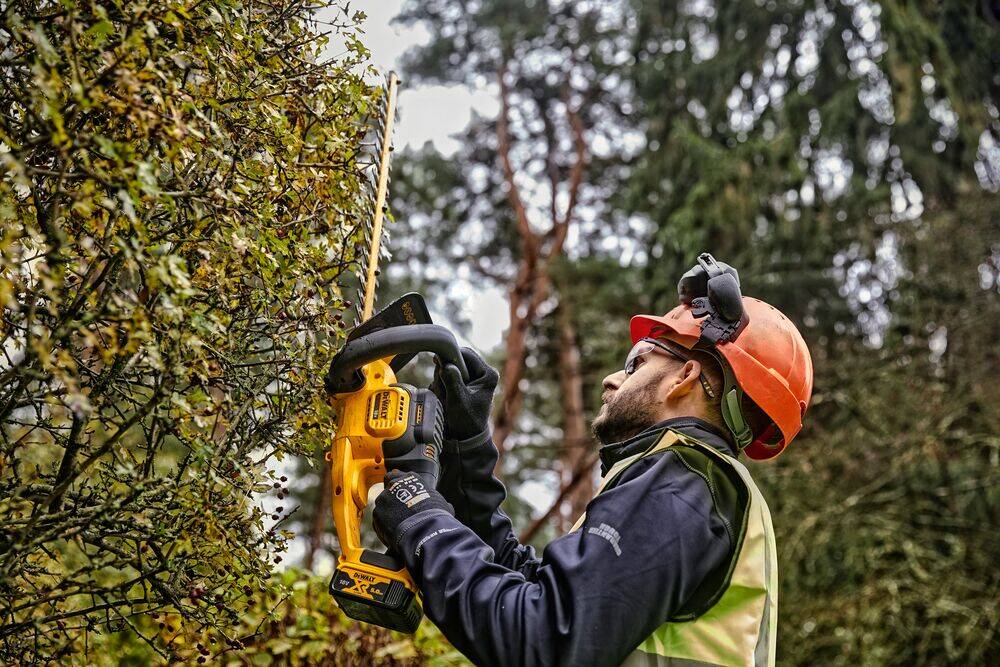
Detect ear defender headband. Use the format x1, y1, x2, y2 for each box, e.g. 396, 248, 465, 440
717, 355, 754, 449
678, 253, 754, 450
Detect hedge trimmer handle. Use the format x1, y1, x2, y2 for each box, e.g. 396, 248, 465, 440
324, 324, 469, 395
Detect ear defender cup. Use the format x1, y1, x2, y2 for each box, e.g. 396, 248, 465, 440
706, 273, 745, 323
678, 254, 741, 305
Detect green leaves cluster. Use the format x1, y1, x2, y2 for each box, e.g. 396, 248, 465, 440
0, 0, 378, 661
88, 569, 468, 666
757, 190, 999, 664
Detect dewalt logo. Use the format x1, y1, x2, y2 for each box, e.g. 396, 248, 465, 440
367, 390, 398, 431
367, 389, 406, 436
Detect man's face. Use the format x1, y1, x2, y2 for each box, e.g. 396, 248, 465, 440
591, 342, 678, 445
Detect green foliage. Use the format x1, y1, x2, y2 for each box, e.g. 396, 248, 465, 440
85, 569, 468, 666
0, 0, 378, 661
391, 0, 636, 282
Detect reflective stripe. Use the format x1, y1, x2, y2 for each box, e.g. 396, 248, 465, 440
575, 431, 777, 667
752, 477, 778, 666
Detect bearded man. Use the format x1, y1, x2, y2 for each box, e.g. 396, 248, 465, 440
372, 255, 813, 667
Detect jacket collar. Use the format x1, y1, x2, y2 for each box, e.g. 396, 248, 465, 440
598, 417, 735, 476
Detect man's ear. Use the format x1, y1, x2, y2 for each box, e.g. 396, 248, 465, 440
665, 360, 703, 401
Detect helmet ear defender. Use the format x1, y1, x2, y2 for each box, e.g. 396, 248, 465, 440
720, 369, 754, 450
678, 253, 750, 343
678, 253, 754, 450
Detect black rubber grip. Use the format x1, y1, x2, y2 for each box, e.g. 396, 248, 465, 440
359, 549, 404, 571
385, 455, 439, 488
325, 324, 469, 394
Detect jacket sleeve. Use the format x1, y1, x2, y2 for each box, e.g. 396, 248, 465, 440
392, 450, 734, 667
436, 431, 540, 576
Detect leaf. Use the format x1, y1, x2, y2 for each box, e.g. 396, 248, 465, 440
375, 641, 418, 660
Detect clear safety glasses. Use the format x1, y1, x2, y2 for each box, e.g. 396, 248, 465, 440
623, 338, 717, 401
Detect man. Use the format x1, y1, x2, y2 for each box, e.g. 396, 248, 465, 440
372, 255, 813, 666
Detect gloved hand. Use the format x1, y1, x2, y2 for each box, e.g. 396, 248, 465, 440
430, 347, 499, 442
373, 470, 455, 551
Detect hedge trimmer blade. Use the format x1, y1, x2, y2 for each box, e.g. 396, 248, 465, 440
355, 71, 399, 325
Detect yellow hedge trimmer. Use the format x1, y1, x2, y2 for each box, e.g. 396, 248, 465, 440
322, 73, 468, 633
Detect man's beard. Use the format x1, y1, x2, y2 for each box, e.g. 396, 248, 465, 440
591, 371, 663, 445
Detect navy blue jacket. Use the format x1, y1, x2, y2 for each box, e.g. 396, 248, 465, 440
388, 418, 742, 666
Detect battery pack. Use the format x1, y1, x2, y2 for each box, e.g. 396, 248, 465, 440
330, 563, 422, 633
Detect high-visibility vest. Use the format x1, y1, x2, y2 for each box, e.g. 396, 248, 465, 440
570, 430, 778, 667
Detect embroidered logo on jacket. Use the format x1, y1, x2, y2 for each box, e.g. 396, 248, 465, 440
587, 523, 623, 556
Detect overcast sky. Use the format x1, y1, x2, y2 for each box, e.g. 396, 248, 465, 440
344, 1, 510, 352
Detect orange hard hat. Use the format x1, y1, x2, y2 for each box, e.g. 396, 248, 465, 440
630, 255, 813, 460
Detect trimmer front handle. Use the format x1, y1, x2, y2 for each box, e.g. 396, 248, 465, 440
325, 323, 470, 395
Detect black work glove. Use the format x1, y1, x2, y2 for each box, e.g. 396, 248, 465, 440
373, 470, 454, 552
430, 347, 499, 443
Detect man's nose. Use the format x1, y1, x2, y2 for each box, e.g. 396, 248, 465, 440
603, 370, 625, 392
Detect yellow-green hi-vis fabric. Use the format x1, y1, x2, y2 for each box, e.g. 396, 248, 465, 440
570, 430, 778, 667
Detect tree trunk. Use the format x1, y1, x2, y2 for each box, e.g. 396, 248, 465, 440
305, 455, 333, 570
492, 276, 532, 454
492, 264, 552, 455
555, 296, 593, 529
489, 59, 587, 469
